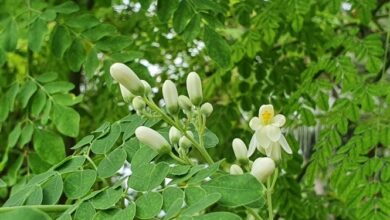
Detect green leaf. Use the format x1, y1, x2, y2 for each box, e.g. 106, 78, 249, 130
55, 156, 86, 174
173, 0, 194, 34
25, 185, 43, 205
181, 14, 201, 43
29, 153, 52, 174
130, 145, 157, 168
135, 192, 163, 219
42, 173, 63, 204
185, 186, 207, 206
300, 107, 316, 126
54, 1, 80, 14
0, 208, 51, 220
52, 93, 82, 106
1, 18, 18, 51
74, 202, 96, 220
91, 187, 123, 209
162, 187, 184, 211
98, 147, 126, 178
66, 13, 99, 30
85, 47, 99, 78
91, 123, 121, 154
188, 161, 221, 184
33, 129, 65, 165
157, 0, 179, 23
64, 169, 96, 199
181, 193, 221, 216
53, 103, 80, 137
95, 36, 132, 52
36, 72, 58, 83
51, 25, 72, 58
72, 135, 94, 149
6, 83, 19, 112
128, 162, 169, 191
31, 89, 47, 117
83, 24, 117, 42
19, 80, 38, 108
202, 174, 264, 207
204, 26, 231, 68
28, 18, 48, 52
7, 122, 21, 148
193, 212, 242, 220
65, 39, 86, 71
169, 164, 191, 176
43, 81, 74, 94
19, 122, 34, 146
114, 203, 136, 220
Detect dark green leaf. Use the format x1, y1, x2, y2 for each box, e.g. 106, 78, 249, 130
53, 103, 80, 137
64, 169, 96, 199
33, 129, 65, 165
204, 26, 231, 68
97, 147, 127, 178
28, 18, 48, 52
135, 192, 163, 219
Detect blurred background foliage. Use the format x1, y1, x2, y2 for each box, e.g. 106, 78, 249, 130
0, 0, 390, 219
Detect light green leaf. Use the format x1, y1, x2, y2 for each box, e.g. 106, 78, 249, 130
193, 212, 242, 220
185, 186, 207, 206
162, 187, 184, 211
55, 156, 86, 174
82, 24, 117, 42
0, 207, 51, 220
72, 135, 94, 149
19, 80, 37, 108
91, 187, 123, 210
74, 202, 96, 220
114, 203, 136, 220
130, 145, 157, 168
54, 1, 79, 14
204, 26, 231, 68
64, 169, 96, 199
98, 147, 126, 178
66, 13, 99, 30
33, 129, 65, 165
85, 47, 99, 78
53, 103, 80, 137
42, 173, 63, 204
181, 193, 221, 216
1, 18, 18, 51
28, 18, 48, 52
135, 192, 163, 219
25, 185, 43, 205
188, 161, 221, 184
128, 162, 169, 191
29, 153, 52, 174
43, 81, 74, 94
91, 123, 121, 154
36, 72, 58, 83
202, 174, 264, 207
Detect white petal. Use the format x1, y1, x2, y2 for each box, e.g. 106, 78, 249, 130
278, 134, 292, 154
270, 143, 282, 161
248, 135, 257, 157
265, 125, 281, 142
264, 145, 272, 157
249, 117, 262, 130
272, 114, 286, 127
255, 128, 271, 149
259, 104, 274, 116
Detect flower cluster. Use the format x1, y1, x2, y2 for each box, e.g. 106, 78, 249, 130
230, 104, 292, 182
110, 63, 214, 164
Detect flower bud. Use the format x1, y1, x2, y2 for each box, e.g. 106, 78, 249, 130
169, 126, 181, 145
132, 96, 145, 111
186, 72, 203, 106
250, 157, 275, 182
200, 102, 213, 117
178, 95, 193, 112
135, 126, 171, 153
232, 138, 248, 163
162, 80, 179, 114
179, 131, 193, 149
119, 85, 134, 103
230, 164, 244, 175
110, 63, 144, 95
141, 80, 152, 96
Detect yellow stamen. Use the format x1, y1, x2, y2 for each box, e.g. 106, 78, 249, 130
261, 111, 272, 124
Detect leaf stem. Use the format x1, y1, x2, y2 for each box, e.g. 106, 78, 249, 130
247, 207, 264, 220
266, 168, 278, 220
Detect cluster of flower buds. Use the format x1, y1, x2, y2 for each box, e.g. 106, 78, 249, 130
229, 104, 291, 182
110, 62, 214, 162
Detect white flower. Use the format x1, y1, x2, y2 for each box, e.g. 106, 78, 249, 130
132, 96, 145, 112
200, 102, 213, 117
141, 80, 152, 95
119, 85, 134, 103
186, 72, 203, 106
135, 126, 171, 153
110, 63, 144, 95
230, 164, 244, 175
163, 80, 179, 114
178, 95, 193, 112
247, 104, 292, 160
179, 131, 193, 149
250, 157, 275, 182
232, 138, 248, 162
169, 126, 181, 145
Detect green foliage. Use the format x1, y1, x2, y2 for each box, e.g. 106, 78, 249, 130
0, 0, 389, 219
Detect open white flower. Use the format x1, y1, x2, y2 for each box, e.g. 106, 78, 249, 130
247, 104, 292, 159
